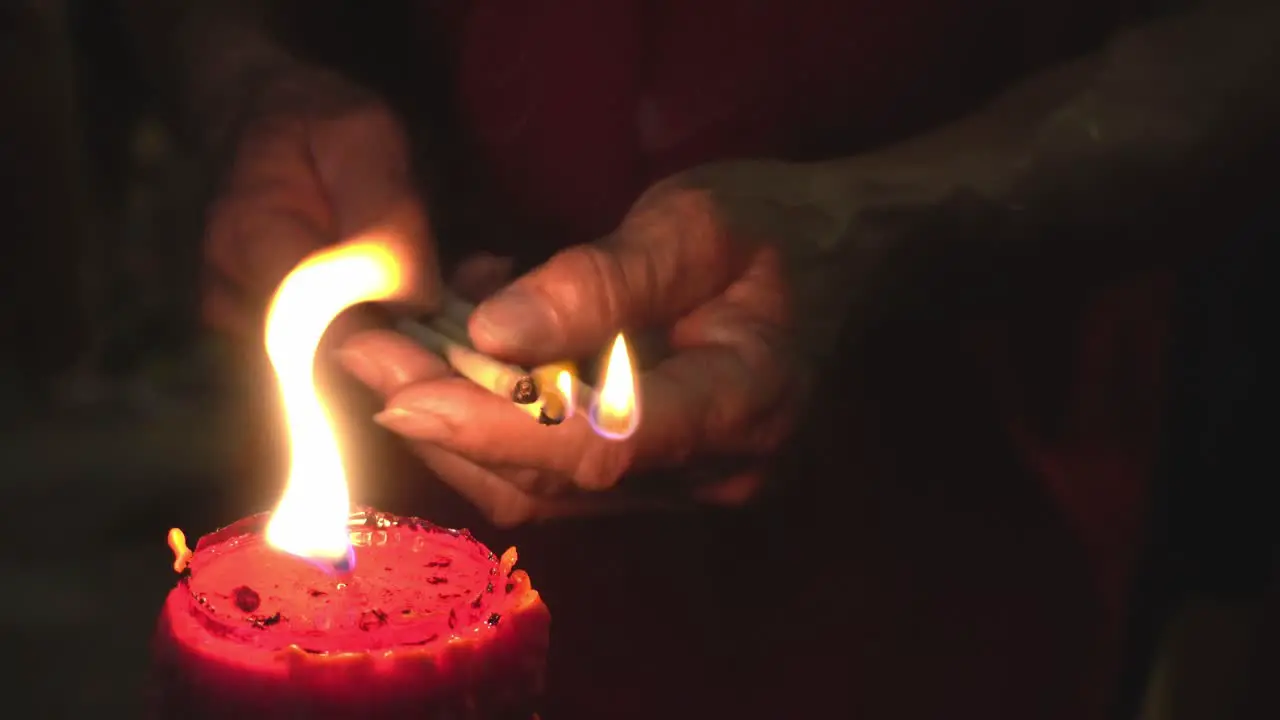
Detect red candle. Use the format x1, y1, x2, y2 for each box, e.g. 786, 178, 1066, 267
152, 508, 549, 719
144, 240, 556, 718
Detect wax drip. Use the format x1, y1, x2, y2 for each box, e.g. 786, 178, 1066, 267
167, 528, 193, 574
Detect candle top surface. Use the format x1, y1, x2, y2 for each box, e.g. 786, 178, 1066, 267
179, 508, 520, 655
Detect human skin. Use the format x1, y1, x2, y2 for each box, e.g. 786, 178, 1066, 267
364, 0, 1280, 525
129, 0, 1280, 524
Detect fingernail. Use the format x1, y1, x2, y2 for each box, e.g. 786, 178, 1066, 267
372, 407, 450, 440
337, 347, 382, 390
471, 289, 559, 352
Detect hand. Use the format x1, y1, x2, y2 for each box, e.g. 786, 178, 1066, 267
202, 68, 438, 339
353, 163, 811, 525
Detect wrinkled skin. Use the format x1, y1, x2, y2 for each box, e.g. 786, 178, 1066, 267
203, 74, 803, 526
347, 179, 803, 526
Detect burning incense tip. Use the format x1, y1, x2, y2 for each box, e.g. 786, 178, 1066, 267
397, 318, 545, 414
536, 395, 567, 425
511, 375, 539, 404
394, 315, 638, 441
167, 528, 193, 574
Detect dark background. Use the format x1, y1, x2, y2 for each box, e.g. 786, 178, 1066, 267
0, 1, 1275, 718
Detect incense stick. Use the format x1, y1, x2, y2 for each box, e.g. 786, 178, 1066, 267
395, 319, 540, 404
440, 293, 476, 334
434, 294, 581, 401
397, 294, 597, 426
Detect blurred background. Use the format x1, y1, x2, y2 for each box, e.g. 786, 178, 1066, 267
0, 1, 1275, 718
1, 2, 236, 714
1, 0, 218, 449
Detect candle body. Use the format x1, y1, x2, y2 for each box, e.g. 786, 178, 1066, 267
150, 510, 549, 719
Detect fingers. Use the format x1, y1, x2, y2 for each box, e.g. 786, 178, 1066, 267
342, 328, 557, 527
203, 107, 442, 340
636, 246, 795, 459
639, 340, 795, 464
411, 441, 676, 526
408, 443, 540, 528
378, 246, 797, 489
468, 190, 749, 364
338, 329, 451, 398
377, 319, 794, 489
204, 120, 332, 337
336, 250, 517, 396
377, 377, 636, 489
312, 108, 441, 313
209, 205, 332, 299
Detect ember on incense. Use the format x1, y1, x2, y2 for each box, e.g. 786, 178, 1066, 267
150, 239, 555, 720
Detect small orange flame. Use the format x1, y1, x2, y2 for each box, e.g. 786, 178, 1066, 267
590, 333, 639, 439
264, 240, 412, 570
556, 370, 575, 414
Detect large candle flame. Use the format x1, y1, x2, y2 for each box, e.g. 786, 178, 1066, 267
589, 333, 640, 439
263, 240, 409, 571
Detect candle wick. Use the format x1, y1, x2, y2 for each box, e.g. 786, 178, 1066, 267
301, 544, 356, 577
331, 546, 355, 575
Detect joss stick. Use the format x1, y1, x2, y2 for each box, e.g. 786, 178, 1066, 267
401, 295, 601, 427
431, 294, 577, 402
439, 293, 476, 334
401, 292, 474, 349
426, 313, 472, 349
395, 319, 541, 404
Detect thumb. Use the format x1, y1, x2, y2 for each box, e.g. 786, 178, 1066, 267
469, 191, 743, 363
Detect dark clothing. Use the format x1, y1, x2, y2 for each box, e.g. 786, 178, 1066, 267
403, 0, 1139, 258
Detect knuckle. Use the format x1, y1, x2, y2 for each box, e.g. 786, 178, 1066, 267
499, 467, 542, 493
629, 183, 721, 243
312, 106, 411, 182
574, 244, 635, 325
559, 244, 623, 287
528, 245, 629, 328
432, 414, 468, 442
